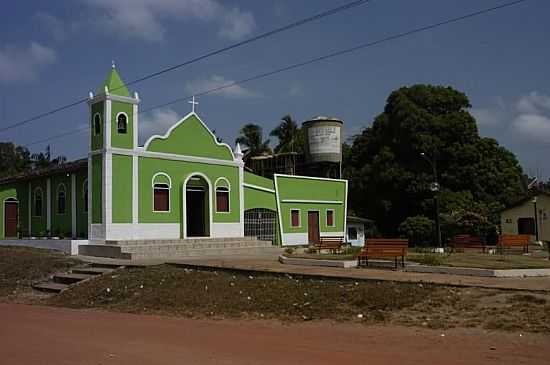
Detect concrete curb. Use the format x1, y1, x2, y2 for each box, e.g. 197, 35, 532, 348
279, 255, 357, 268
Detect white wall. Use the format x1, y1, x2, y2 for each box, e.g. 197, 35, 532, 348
346, 222, 365, 247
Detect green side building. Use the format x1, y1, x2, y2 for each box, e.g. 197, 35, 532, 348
0, 67, 348, 248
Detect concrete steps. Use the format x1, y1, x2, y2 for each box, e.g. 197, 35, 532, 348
79, 237, 280, 260
32, 264, 119, 293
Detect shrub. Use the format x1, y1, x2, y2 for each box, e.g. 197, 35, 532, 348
398, 215, 434, 247
412, 253, 444, 266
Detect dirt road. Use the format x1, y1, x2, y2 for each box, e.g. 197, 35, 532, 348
0, 303, 546, 365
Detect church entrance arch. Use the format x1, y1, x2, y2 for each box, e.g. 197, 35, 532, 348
184, 174, 211, 238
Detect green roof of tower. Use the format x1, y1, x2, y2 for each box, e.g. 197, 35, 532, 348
98, 65, 130, 97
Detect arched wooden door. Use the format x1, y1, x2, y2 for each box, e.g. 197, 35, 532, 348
4, 199, 18, 238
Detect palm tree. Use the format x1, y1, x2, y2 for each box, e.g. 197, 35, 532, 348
270, 115, 304, 153
235, 124, 271, 157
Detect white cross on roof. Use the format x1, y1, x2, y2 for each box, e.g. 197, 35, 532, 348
188, 96, 199, 113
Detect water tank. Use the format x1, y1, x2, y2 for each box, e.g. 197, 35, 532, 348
302, 116, 343, 164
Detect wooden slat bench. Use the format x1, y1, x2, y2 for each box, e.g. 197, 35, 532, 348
450, 234, 488, 253
357, 239, 408, 269
313, 236, 344, 254
498, 234, 530, 254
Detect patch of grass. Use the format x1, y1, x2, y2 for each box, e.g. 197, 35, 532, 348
407, 252, 550, 269
0, 246, 80, 297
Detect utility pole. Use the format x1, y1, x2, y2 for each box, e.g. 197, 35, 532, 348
420, 152, 442, 251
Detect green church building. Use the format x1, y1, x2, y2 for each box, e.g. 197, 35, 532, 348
0, 67, 348, 253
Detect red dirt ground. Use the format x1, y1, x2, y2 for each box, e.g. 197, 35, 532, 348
1, 304, 547, 365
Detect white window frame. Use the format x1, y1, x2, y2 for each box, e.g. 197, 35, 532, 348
152, 172, 171, 213
56, 183, 67, 215
214, 177, 231, 214
325, 209, 336, 227
290, 208, 301, 228
33, 187, 43, 218
93, 113, 101, 136
116, 112, 129, 134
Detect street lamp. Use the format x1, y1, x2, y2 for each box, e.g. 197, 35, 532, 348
532, 197, 539, 242
420, 152, 442, 251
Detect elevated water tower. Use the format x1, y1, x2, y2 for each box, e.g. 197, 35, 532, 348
302, 116, 344, 178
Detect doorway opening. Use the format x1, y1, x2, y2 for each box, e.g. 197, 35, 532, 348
307, 211, 320, 244
4, 198, 18, 238
185, 175, 210, 237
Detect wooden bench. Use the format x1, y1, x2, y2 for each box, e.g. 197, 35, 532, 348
313, 236, 344, 254
498, 234, 530, 254
450, 234, 488, 253
357, 239, 408, 269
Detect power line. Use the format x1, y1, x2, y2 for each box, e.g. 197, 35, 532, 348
23, 0, 529, 149
0, 0, 374, 135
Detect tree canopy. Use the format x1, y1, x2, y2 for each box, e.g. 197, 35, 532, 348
0, 143, 67, 179
344, 85, 526, 236
235, 124, 271, 158
270, 115, 305, 154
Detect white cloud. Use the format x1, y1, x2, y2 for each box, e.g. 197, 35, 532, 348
219, 8, 256, 41
185, 75, 259, 99
0, 42, 57, 83
515, 91, 550, 115
83, 0, 255, 42
139, 108, 181, 142
470, 107, 503, 126
289, 82, 304, 97
512, 114, 550, 143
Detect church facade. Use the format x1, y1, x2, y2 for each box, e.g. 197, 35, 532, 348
0, 67, 348, 246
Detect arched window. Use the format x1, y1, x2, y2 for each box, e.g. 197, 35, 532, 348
33, 188, 43, 217
152, 173, 171, 212
93, 113, 101, 135
215, 178, 230, 213
57, 184, 66, 215
117, 113, 128, 134
83, 179, 88, 213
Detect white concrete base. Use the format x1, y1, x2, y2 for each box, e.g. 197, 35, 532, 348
282, 233, 308, 246
0, 239, 89, 256
279, 255, 357, 268
210, 223, 242, 238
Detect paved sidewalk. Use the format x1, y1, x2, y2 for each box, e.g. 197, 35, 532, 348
168, 256, 550, 292
78, 254, 550, 292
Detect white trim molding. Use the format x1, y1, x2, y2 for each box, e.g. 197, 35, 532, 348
243, 183, 275, 194
143, 111, 235, 160
281, 199, 343, 204
109, 147, 241, 168
182, 172, 213, 239
71, 174, 77, 237
55, 183, 67, 215
152, 172, 172, 213
115, 111, 129, 134
325, 209, 336, 228
46, 179, 51, 231
214, 177, 231, 214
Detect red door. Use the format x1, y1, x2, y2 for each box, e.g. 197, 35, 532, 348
308, 211, 320, 244
4, 201, 18, 238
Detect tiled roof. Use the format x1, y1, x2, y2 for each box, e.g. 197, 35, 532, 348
0, 159, 87, 185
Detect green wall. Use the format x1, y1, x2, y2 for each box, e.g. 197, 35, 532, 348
244, 187, 276, 211
275, 175, 347, 235
112, 154, 133, 223
30, 179, 47, 236
146, 114, 233, 161
50, 173, 72, 237
75, 169, 88, 237
244, 172, 274, 190
138, 157, 240, 226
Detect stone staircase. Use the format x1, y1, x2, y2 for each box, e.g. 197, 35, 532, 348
32, 264, 120, 293
78, 237, 281, 260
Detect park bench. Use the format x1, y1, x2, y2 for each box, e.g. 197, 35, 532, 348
450, 234, 489, 253
357, 238, 408, 269
313, 236, 344, 254
498, 234, 530, 254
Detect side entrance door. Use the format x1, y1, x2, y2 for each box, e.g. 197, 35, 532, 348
308, 211, 320, 244
4, 200, 18, 238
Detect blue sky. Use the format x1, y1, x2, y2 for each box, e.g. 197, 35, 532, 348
0, 0, 548, 178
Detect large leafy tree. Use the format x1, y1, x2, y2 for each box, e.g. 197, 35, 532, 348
235, 124, 271, 157
0, 142, 32, 178
270, 115, 304, 153
345, 85, 526, 235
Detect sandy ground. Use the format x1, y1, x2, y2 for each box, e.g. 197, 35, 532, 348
0, 303, 547, 365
